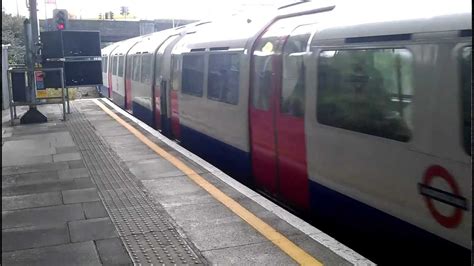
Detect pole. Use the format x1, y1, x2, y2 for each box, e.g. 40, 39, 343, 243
20, 0, 47, 124
24, 19, 34, 103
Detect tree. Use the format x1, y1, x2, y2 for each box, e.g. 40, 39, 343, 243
2, 11, 26, 64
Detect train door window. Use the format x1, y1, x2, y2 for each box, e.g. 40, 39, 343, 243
281, 27, 311, 117
460, 46, 471, 155
126, 55, 132, 79
101, 57, 106, 73
317, 48, 414, 142
252, 37, 278, 110
118, 56, 125, 77
112, 56, 118, 75
182, 54, 204, 97
132, 55, 141, 81
141, 53, 153, 85
170, 55, 180, 91
207, 53, 240, 105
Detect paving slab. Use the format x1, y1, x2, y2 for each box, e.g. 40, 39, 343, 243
126, 158, 183, 180
1, 241, 102, 266
83, 201, 108, 219
2, 178, 95, 197
4, 170, 60, 186
53, 152, 82, 162
62, 187, 100, 204
202, 240, 297, 265
55, 146, 78, 154
142, 178, 216, 208
67, 159, 86, 169
2, 203, 84, 229
181, 218, 267, 251
96, 237, 133, 265
69, 217, 119, 242
58, 167, 90, 180
2, 224, 70, 252
2, 154, 53, 167
2, 191, 62, 211
1, 161, 69, 176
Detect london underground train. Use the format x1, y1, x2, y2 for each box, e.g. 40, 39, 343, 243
100, 1, 472, 263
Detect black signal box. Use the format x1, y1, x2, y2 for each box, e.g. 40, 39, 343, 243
41, 31, 101, 58
40, 30, 102, 87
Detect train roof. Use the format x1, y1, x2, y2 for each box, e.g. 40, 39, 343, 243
101, 42, 120, 56
128, 30, 176, 55
174, 15, 273, 52
112, 35, 147, 55
313, 0, 471, 41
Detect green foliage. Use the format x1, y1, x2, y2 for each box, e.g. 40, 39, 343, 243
2, 11, 26, 65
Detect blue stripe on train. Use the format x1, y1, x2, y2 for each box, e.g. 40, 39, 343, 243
97, 85, 109, 98
132, 101, 154, 127
180, 124, 252, 184
308, 180, 470, 264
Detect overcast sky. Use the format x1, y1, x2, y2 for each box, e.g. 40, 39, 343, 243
2, 0, 294, 20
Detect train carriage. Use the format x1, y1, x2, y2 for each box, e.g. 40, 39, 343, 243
109, 36, 144, 109
100, 42, 120, 98
101, 1, 471, 263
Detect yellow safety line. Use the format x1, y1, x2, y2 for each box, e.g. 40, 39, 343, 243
93, 99, 323, 266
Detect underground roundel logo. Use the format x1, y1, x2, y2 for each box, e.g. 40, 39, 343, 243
418, 165, 468, 228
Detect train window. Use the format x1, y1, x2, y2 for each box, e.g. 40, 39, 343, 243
207, 53, 240, 105
281, 30, 311, 117
112, 56, 118, 75
252, 38, 278, 110
118, 56, 125, 77
126, 55, 132, 79
132, 56, 141, 81
317, 48, 414, 142
182, 54, 204, 97
460, 46, 471, 155
102, 57, 108, 73
141, 54, 153, 85
170, 55, 180, 91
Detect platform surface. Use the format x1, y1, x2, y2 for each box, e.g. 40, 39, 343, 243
2, 100, 373, 265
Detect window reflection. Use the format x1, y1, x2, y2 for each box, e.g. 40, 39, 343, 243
317, 48, 414, 142
460, 46, 471, 155
208, 53, 240, 105
182, 54, 204, 96
281, 31, 310, 117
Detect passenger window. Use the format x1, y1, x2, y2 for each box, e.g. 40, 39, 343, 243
112, 56, 118, 75
141, 54, 153, 85
118, 56, 124, 77
281, 31, 311, 117
182, 54, 204, 96
132, 56, 141, 81
207, 53, 240, 105
317, 48, 414, 142
460, 46, 471, 155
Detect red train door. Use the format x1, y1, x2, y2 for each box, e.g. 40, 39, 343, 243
250, 21, 311, 209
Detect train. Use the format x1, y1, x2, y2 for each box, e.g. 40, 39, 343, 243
99, 1, 472, 264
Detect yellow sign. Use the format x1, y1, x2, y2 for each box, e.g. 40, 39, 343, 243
36, 90, 48, 98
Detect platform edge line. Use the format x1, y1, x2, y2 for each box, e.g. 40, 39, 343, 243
97, 98, 375, 266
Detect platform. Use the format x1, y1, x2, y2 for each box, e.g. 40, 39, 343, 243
2, 99, 373, 265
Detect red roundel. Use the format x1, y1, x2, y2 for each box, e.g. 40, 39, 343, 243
421, 165, 464, 228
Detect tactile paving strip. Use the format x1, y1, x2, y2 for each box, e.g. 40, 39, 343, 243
66, 102, 206, 265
